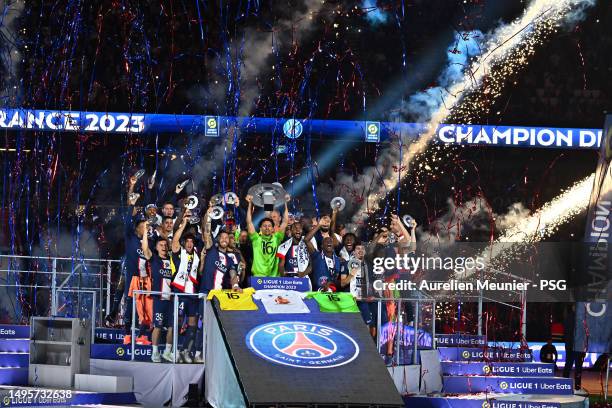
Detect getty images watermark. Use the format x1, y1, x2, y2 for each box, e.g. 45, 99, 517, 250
368, 242, 582, 302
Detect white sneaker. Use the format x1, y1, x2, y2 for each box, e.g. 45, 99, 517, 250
193, 352, 204, 363
181, 350, 193, 364
151, 351, 161, 363
161, 349, 175, 363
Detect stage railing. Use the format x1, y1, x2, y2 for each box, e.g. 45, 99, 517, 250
0, 254, 120, 326
53, 288, 97, 342
131, 290, 206, 363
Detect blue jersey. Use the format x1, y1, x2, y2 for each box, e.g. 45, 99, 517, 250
311, 251, 346, 290
199, 247, 236, 293
150, 254, 173, 300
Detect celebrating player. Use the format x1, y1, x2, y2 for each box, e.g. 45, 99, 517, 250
200, 205, 241, 292
122, 175, 152, 346
245, 193, 290, 277
171, 211, 201, 363
142, 232, 175, 363
305, 223, 347, 291
277, 222, 311, 278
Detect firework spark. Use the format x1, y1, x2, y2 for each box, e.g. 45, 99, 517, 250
459, 173, 594, 279
351, 0, 596, 223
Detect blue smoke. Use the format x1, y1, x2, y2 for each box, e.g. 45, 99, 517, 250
362, 0, 388, 25
406, 30, 483, 121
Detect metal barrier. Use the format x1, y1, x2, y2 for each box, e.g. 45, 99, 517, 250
131, 290, 206, 363
0, 254, 121, 326
373, 296, 437, 365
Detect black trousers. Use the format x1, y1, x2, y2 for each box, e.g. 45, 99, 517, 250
562, 350, 586, 389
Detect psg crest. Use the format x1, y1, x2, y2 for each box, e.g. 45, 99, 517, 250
246, 321, 359, 368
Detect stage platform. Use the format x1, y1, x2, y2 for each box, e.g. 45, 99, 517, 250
90, 359, 204, 407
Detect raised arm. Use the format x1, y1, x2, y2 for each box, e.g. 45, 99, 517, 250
330, 207, 341, 248
172, 211, 189, 253
279, 195, 290, 232
198, 246, 207, 274
245, 194, 256, 235
126, 176, 139, 229
304, 224, 320, 254
142, 224, 153, 260
203, 206, 213, 249
174, 207, 186, 231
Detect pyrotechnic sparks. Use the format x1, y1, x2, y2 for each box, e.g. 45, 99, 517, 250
457, 173, 594, 280
351, 0, 596, 223
494, 174, 593, 243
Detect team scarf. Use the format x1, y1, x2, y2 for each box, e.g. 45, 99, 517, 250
171, 248, 200, 294
277, 239, 310, 273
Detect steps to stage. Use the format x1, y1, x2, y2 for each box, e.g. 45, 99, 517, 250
404, 393, 587, 408
405, 334, 587, 408
0, 325, 29, 387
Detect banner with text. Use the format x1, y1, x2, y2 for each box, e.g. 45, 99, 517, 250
576, 114, 612, 353
438, 347, 532, 362
250, 276, 311, 292
0, 108, 602, 149
440, 361, 555, 377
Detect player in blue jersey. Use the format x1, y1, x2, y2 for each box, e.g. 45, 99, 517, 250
142, 232, 175, 363
305, 223, 347, 291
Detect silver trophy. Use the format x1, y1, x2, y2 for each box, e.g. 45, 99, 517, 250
209, 206, 224, 220
349, 259, 361, 272
176, 179, 190, 193
330, 196, 346, 211
210, 193, 224, 206
247, 183, 288, 211
133, 169, 145, 180
128, 192, 140, 203
224, 192, 238, 206
402, 214, 416, 228
184, 195, 199, 210
188, 208, 201, 224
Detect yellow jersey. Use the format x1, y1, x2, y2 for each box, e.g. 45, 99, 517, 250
207, 287, 258, 311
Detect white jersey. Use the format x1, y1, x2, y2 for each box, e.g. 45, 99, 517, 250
253, 289, 310, 314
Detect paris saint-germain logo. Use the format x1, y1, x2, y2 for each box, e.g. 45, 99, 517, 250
246, 321, 359, 368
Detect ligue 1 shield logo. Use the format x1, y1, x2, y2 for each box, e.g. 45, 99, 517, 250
246, 321, 359, 368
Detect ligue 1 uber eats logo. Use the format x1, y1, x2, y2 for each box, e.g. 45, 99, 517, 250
246, 321, 359, 368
